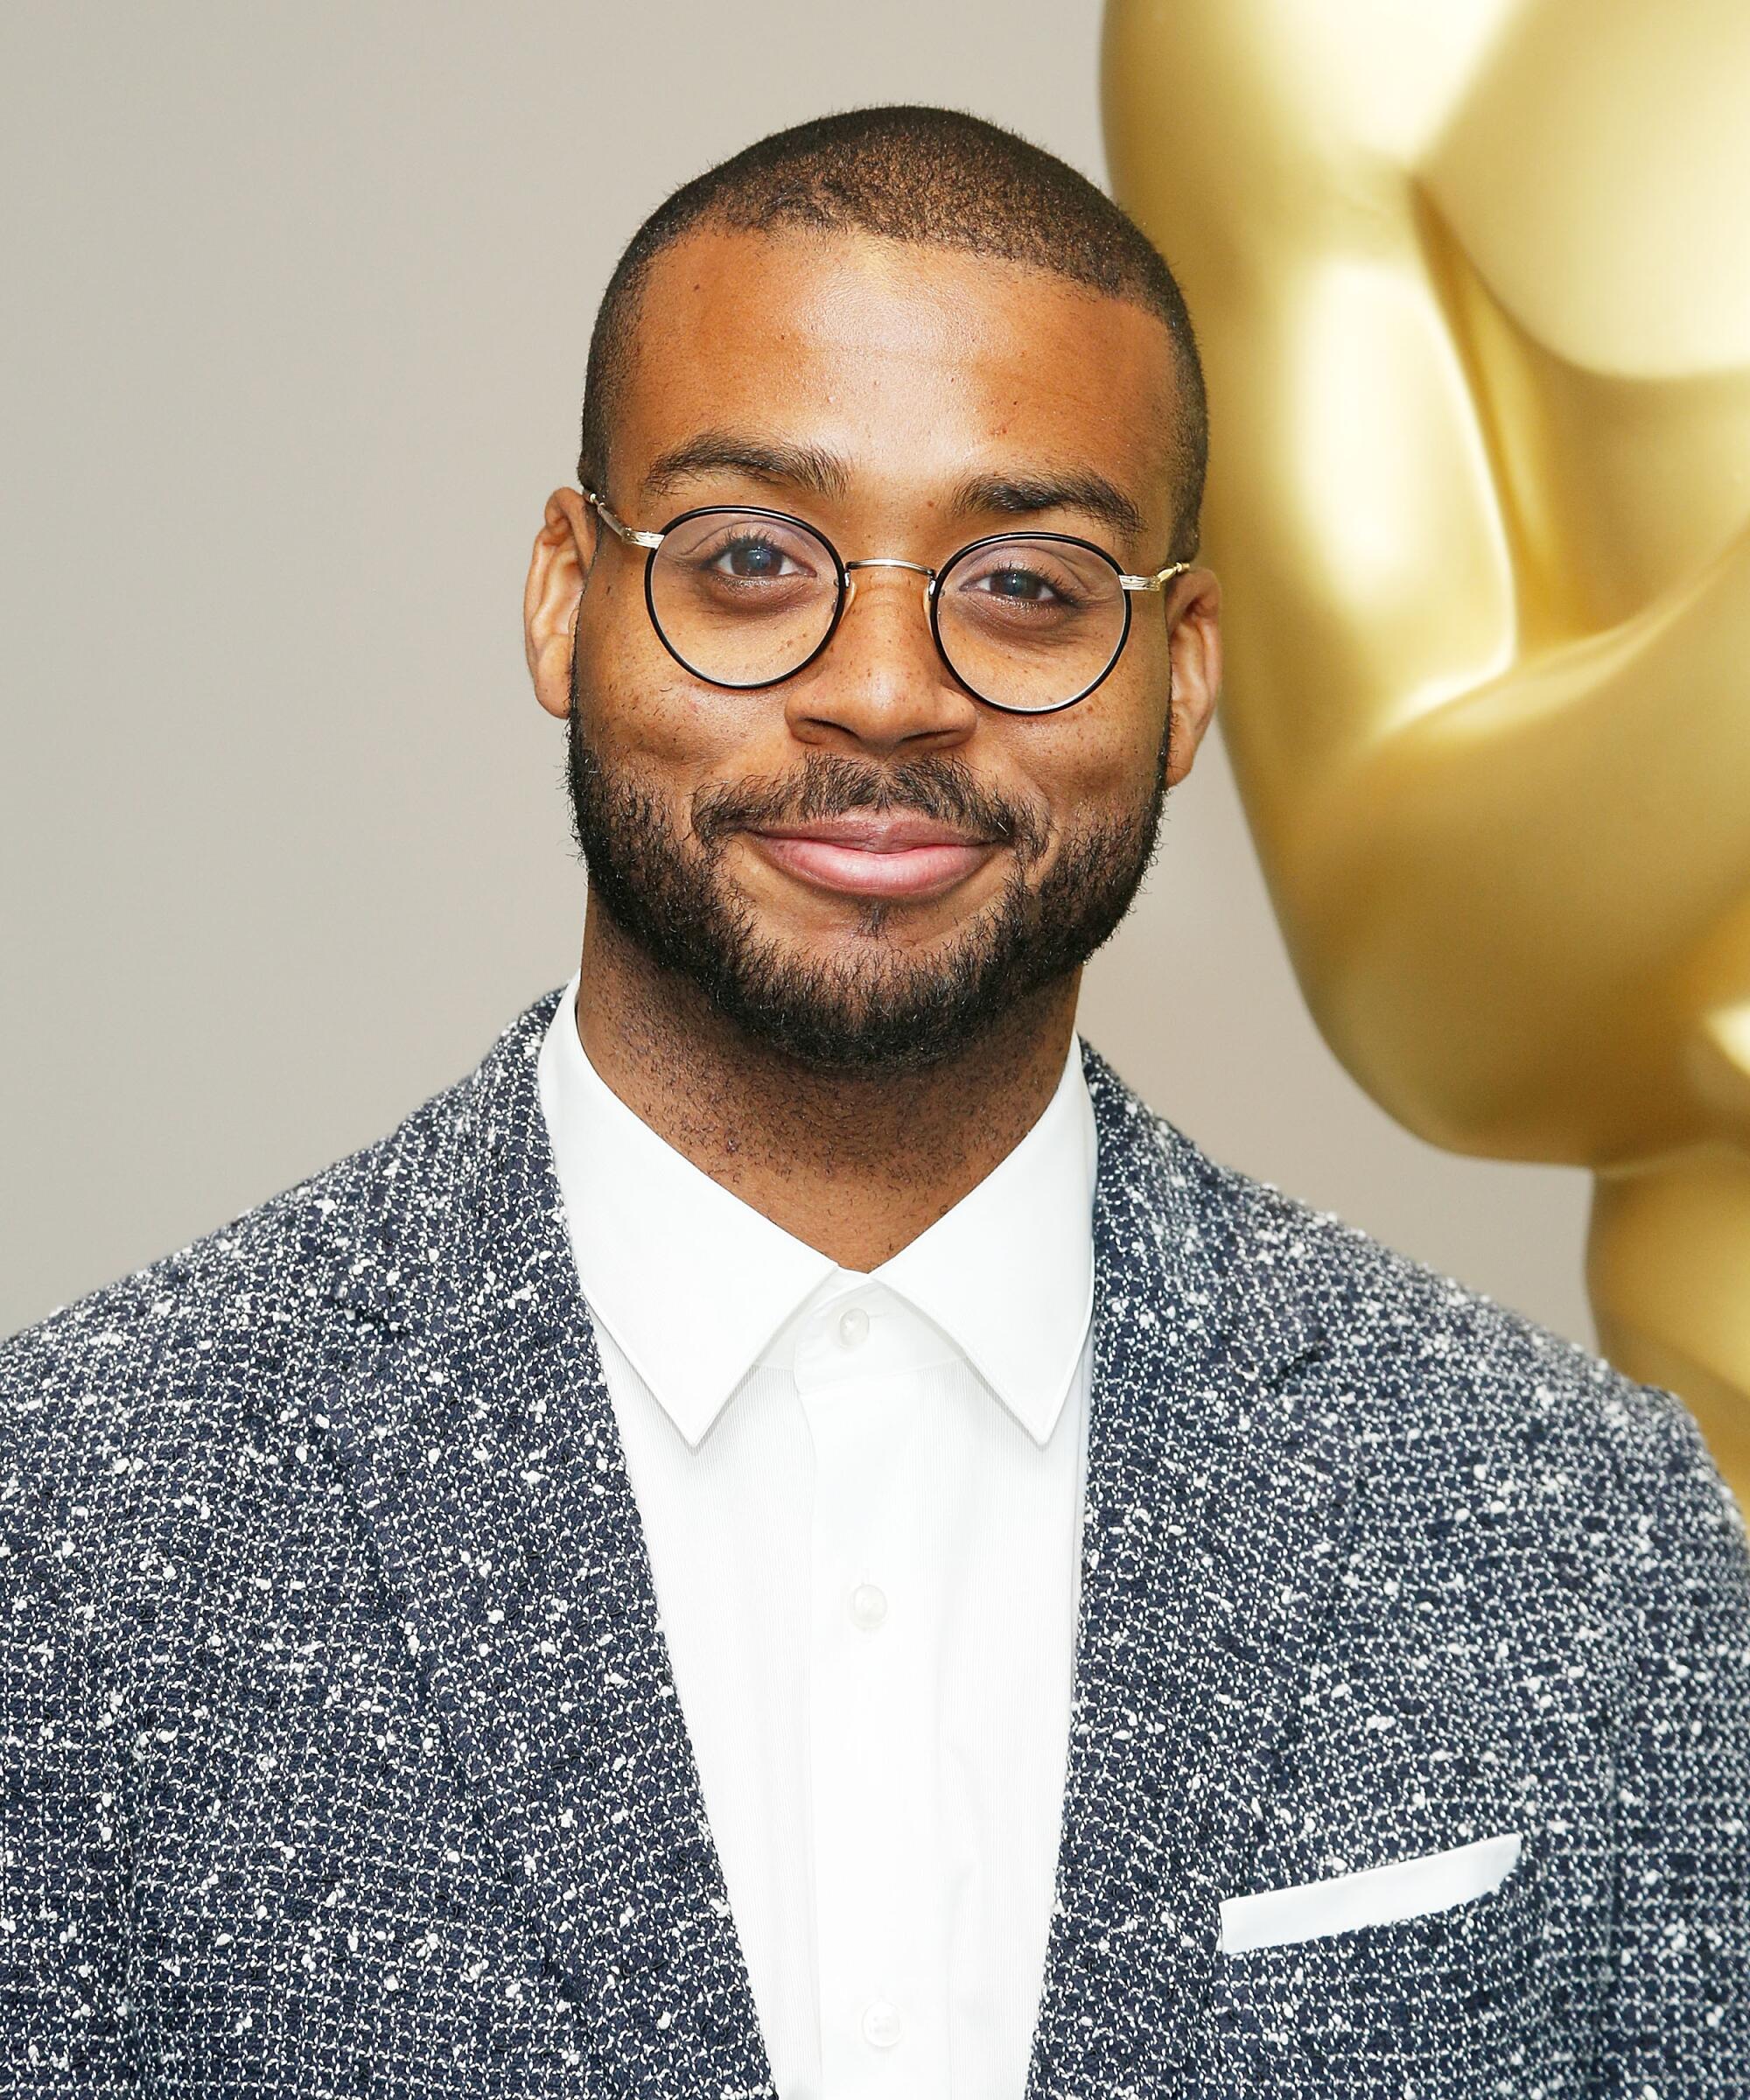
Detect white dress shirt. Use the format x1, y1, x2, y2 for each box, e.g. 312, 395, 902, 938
536, 973, 1097, 2100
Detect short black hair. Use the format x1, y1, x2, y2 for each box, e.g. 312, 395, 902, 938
577, 104, 1208, 561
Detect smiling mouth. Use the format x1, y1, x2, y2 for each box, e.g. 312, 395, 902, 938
740, 814, 1002, 900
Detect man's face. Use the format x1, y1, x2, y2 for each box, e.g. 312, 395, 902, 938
528, 226, 1219, 1070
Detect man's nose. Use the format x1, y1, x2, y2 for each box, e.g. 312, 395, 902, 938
780, 564, 977, 752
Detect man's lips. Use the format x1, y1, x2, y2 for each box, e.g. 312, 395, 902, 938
740, 815, 1002, 900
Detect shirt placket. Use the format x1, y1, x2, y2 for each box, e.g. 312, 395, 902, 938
795, 1284, 947, 2100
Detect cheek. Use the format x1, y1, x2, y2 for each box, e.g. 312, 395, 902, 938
573, 590, 795, 788
1026, 688, 1167, 827
1114, 664, 1175, 794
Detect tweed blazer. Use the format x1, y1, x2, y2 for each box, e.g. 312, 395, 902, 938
2, 986, 1746, 2098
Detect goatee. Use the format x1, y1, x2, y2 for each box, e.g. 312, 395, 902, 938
564, 671, 1172, 1073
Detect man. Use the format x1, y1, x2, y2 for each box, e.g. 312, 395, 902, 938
1, 103, 1745, 2099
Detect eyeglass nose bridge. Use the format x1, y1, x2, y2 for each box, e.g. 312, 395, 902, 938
841, 555, 938, 612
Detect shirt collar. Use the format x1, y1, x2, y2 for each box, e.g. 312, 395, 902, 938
537, 973, 1097, 1451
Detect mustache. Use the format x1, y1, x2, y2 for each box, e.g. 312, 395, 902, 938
690, 751, 1052, 864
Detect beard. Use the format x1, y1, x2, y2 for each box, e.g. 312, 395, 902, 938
565, 665, 1172, 1074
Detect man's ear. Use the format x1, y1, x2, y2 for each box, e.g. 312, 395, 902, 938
525, 487, 598, 721
1163, 567, 1222, 788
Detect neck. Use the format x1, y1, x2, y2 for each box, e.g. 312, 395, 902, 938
570, 893, 1082, 1271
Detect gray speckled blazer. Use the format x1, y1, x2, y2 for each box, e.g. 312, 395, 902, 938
3, 985, 1747, 2097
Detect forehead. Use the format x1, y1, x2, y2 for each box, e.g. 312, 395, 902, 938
612, 225, 1180, 536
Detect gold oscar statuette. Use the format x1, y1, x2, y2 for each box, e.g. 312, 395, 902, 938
1103, 0, 1750, 1502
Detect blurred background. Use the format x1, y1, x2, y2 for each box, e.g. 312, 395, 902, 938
0, 1, 1591, 1342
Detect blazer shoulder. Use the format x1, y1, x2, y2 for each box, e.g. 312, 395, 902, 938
1095, 1054, 1740, 1543
0, 1054, 479, 1504
0, 990, 559, 1688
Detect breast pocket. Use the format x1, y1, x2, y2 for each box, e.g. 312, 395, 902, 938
1193, 1835, 1553, 2095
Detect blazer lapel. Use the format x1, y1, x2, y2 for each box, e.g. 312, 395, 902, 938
1024, 1047, 1368, 2098
319, 991, 774, 2099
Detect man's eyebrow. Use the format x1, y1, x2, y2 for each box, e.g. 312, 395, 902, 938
641, 431, 850, 502
948, 468, 1145, 544
639, 432, 1146, 544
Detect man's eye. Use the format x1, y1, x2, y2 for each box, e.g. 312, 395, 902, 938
963, 562, 1080, 608
978, 565, 1057, 602
710, 536, 799, 579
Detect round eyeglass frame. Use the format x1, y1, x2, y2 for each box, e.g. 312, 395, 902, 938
584, 491, 1190, 718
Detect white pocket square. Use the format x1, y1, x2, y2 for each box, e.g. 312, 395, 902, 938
1217, 1831, 1522, 1954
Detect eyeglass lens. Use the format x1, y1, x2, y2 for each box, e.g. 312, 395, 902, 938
646, 509, 1130, 710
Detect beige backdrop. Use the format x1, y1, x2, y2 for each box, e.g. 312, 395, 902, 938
0, 1, 1592, 1345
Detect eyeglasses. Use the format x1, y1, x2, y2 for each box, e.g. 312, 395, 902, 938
583, 489, 1189, 717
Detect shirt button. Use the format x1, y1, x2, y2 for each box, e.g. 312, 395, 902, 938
836, 1305, 870, 1348
849, 1582, 888, 1630
860, 1998, 902, 2049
